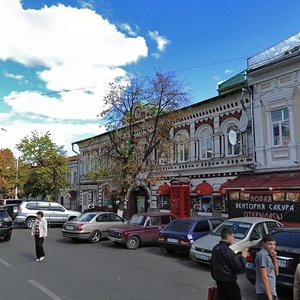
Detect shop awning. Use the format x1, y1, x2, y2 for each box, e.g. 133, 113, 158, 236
222, 171, 300, 190
195, 182, 213, 195
157, 183, 171, 195
219, 181, 232, 195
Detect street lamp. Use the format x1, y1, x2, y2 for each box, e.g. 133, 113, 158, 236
15, 157, 19, 199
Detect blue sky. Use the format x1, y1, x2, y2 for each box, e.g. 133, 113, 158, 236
0, 0, 300, 156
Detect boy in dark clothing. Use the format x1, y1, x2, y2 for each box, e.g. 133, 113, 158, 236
211, 227, 247, 300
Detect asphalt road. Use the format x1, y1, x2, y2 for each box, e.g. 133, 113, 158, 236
0, 226, 293, 300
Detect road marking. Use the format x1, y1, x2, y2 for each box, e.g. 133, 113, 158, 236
0, 258, 11, 267
28, 280, 63, 300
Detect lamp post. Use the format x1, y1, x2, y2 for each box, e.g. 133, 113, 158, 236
15, 157, 19, 199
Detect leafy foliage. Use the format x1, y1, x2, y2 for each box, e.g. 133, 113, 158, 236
16, 131, 69, 200
99, 71, 190, 201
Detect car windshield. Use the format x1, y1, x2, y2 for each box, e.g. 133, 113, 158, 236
212, 221, 251, 239
164, 220, 194, 233
129, 215, 146, 225
74, 213, 96, 222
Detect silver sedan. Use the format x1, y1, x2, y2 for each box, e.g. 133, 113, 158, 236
62, 212, 125, 243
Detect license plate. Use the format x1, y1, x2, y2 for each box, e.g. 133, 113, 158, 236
195, 253, 209, 261
277, 259, 287, 268
167, 238, 178, 243
65, 225, 73, 230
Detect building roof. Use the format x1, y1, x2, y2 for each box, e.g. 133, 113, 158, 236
218, 70, 246, 95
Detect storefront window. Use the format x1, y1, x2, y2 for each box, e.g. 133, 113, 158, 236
160, 195, 170, 210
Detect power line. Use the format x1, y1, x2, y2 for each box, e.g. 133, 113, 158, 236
0, 56, 248, 102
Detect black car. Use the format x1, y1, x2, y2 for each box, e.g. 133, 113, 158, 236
245, 227, 300, 288
0, 207, 13, 241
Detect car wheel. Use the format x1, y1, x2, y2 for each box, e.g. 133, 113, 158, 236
126, 236, 140, 250
3, 234, 11, 241
88, 230, 101, 243
165, 248, 176, 254
25, 217, 36, 229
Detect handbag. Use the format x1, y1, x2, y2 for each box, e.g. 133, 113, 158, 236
207, 286, 217, 300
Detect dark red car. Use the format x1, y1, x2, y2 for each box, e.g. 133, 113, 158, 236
107, 212, 176, 250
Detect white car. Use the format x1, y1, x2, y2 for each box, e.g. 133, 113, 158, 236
14, 201, 82, 228
189, 217, 282, 264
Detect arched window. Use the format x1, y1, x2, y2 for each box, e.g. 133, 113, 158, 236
199, 128, 213, 159
176, 132, 189, 162
226, 124, 240, 156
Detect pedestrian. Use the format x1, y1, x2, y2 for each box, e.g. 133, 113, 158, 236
255, 234, 278, 300
88, 201, 94, 209
31, 211, 47, 262
294, 263, 300, 300
211, 227, 247, 300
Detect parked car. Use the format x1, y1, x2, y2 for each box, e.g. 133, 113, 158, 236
107, 212, 176, 250
0, 199, 23, 220
62, 212, 126, 243
158, 216, 223, 254
190, 217, 283, 264
0, 204, 18, 220
245, 227, 300, 288
14, 201, 82, 228
0, 199, 24, 206
0, 207, 13, 241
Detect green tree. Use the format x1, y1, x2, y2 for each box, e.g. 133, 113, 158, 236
99, 71, 190, 204
16, 131, 69, 201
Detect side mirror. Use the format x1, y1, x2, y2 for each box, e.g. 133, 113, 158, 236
250, 233, 260, 241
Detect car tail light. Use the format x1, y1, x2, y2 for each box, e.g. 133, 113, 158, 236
18, 207, 22, 213
246, 249, 254, 263
158, 236, 165, 242
76, 224, 84, 231
179, 239, 190, 245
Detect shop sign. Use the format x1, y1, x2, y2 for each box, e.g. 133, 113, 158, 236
229, 191, 300, 222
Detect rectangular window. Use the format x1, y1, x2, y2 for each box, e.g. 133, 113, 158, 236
271, 108, 290, 146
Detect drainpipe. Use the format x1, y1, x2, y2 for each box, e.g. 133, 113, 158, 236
244, 71, 257, 166
71, 143, 80, 210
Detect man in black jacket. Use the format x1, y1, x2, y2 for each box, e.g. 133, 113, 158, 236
211, 227, 248, 300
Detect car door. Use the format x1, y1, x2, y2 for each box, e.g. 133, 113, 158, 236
108, 213, 124, 229
37, 202, 50, 222
144, 216, 162, 242
49, 203, 66, 223
95, 214, 110, 236
192, 220, 210, 241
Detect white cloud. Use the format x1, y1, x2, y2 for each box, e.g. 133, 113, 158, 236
3, 71, 24, 81
0, 120, 104, 156
0, 0, 151, 155
0, 0, 147, 68
0, 113, 11, 121
213, 76, 220, 81
78, 0, 95, 10
0, 0, 148, 121
148, 30, 170, 52
225, 69, 234, 74
151, 53, 161, 59
120, 23, 139, 36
